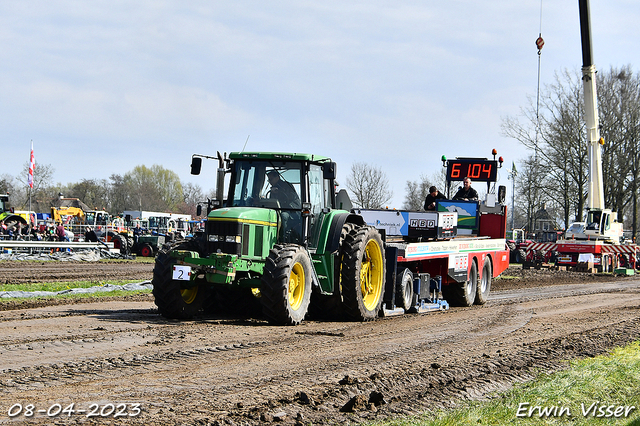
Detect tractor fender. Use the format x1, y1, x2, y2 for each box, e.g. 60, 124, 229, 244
323, 212, 365, 254
0, 214, 28, 226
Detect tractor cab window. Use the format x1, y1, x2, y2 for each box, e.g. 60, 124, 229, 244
230, 160, 302, 209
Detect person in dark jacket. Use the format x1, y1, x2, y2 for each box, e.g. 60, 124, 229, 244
452, 177, 479, 201
267, 170, 301, 209
424, 186, 447, 210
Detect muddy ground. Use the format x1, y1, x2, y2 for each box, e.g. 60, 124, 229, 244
0, 261, 638, 425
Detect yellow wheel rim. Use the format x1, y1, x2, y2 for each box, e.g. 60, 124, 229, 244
288, 262, 305, 311
181, 287, 198, 304
360, 239, 384, 311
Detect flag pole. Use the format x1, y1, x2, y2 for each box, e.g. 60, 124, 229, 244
28, 140, 34, 231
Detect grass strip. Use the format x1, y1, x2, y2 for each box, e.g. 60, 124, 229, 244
0, 280, 148, 293
365, 341, 640, 426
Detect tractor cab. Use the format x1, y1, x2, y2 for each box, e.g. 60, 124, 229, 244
192, 152, 338, 252
0, 195, 10, 215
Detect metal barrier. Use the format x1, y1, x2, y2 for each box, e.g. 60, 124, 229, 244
0, 240, 116, 254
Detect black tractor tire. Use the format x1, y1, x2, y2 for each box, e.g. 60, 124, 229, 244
112, 234, 128, 254
395, 268, 414, 311
446, 260, 477, 307
514, 248, 527, 263
341, 225, 385, 321
139, 243, 154, 257
152, 247, 209, 319
261, 244, 313, 325
475, 257, 492, 305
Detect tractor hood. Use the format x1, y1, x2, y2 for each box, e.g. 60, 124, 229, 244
207, 207, 279, 227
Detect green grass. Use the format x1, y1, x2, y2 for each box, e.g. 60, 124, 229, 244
364, 341, 640, 426
0, 279, 147, 293
495, 275, 519, 280
0, 280, 151, 302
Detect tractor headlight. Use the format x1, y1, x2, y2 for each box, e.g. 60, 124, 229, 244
226, 235, 241, 243
208, 234, 220, 242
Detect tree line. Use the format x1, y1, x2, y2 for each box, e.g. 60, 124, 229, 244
0, 164, 212, 217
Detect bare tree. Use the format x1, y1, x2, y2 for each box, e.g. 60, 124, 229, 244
64, 178, 110, 211
0, 174, 15, 195
503, 69, 588, 227
598, 65, 640, 239
13, 162, 56, 210
402, 174, 431, 211
345, 162, 393, 209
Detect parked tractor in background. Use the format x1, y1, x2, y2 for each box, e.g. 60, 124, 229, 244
0, 194, 28, 237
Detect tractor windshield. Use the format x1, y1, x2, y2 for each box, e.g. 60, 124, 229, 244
229, 160, 303, 210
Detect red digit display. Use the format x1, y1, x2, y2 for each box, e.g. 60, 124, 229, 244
446, 159, 498, 182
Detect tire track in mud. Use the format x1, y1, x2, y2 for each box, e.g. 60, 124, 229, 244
0, 341, 267, 392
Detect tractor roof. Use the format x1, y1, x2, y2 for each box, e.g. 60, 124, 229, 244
229, 152, 331, 162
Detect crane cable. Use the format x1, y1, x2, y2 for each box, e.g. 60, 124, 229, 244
535, 0, 544, 161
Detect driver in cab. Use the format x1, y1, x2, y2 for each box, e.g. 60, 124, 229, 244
266, 170, 300, 209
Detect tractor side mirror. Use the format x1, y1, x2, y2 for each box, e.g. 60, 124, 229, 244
196, 205, 202, 216
190, 157, 202, 175
323, 162, 337, 180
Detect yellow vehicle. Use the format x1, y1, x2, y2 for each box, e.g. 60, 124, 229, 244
51, 206, 85, 224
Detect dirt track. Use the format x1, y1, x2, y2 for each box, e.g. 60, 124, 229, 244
0, 261, 639, 425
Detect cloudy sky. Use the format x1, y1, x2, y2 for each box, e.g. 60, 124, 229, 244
2, 1, 638, 207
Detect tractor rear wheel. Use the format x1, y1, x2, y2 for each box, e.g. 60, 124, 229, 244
447, 260, 477, 307
113, 235, 128, 254
475, 257, 492, 305
152, 247, 209, 319
341, 225, 385, 321
261, 244, 312, 325
395, 268, 414, 310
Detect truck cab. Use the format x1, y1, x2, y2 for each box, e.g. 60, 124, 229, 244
584, 208, 623, 243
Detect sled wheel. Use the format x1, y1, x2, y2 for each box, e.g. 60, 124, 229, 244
475, 257, 492, 305
341, 226, 385, 321
448, 259, 477, 307
261, 244, 312, 325
395, 268, 414, 310
152, 248, 209, 319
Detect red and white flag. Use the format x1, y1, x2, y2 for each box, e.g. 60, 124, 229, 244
28, 141, 35, 188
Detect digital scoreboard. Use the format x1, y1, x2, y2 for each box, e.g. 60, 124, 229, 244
446, 158, 498, 182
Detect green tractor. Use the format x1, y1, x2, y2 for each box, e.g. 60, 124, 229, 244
152, 152, 385, 325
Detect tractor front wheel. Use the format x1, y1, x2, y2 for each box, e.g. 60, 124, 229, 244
140, 243, 154, 257
152, 248, 208, 319
261, 244, 312, 325
341, 226, 385, 321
